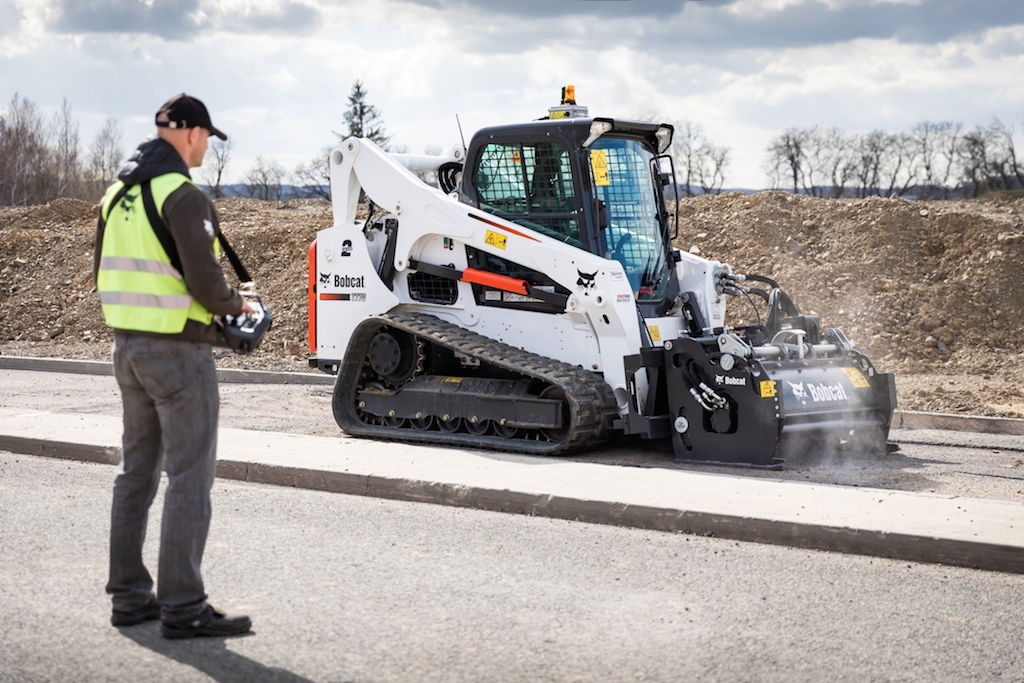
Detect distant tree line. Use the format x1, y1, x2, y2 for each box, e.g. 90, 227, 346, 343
14, 84, 1018, 208
0, 93, 123, 206
764, 120, 1024, 199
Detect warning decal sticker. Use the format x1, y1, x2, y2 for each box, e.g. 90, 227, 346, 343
484, 230, 508, 250
590, 150, 610, 186
842, 367, 871, 388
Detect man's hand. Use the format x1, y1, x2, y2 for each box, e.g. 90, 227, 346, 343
240, 300, 257, 316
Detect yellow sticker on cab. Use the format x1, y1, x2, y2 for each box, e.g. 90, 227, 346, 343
590, 150, 610, 187
760, 380, 776, 398
484, 230, 507, 250
842, 367, 871, 388
649, 325, 661, 342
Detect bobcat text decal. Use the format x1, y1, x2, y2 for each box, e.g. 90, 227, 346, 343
788, 380, 849, 403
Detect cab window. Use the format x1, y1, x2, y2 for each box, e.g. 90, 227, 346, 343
472, 141, 581, 247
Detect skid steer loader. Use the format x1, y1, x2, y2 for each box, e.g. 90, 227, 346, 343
307, 88, 896, 467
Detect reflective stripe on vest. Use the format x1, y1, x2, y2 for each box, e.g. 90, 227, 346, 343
97, 173, 215, 334
99, 291, 193, 308
99, 256, 182, 278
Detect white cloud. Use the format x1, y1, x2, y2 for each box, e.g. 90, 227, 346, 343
2, 0, 1024, 189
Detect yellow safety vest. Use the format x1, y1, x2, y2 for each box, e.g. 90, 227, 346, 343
97, 173, 218, 333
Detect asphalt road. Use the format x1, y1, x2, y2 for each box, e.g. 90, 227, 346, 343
2, 452, 1024, 683
3, 369, 1023, 502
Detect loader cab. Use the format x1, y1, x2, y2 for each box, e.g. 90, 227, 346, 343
460, 116, 679, 317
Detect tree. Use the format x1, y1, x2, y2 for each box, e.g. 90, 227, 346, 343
0, 93, 56, 206
912, 121, 963, 198
293, 145, 333, 200
51, 98, 83, 199
818, 127, 857, 198
851, 131, 889, 197
878, 131, 919, 198
987, 118, 1024, 190
695, 143, 729, 195
243, 155, 286, 201
670, 120, 703, 197
201, 137, 234, 198
336, 80, 391, 149
765, 128, 808, 194
86, 116, 123, 199
668, 119, 731, 196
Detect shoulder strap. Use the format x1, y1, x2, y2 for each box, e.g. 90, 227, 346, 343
102, 184, 132, 223
142, 179, 254, 284
141, 180, 184, 276
216, 232, 252, 284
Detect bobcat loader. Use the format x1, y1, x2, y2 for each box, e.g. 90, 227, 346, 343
308, 88, 896, 467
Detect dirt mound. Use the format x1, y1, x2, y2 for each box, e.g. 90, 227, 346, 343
3, 193, 1023, 418
0, 196, 331, 365
674, 192, 1024, 367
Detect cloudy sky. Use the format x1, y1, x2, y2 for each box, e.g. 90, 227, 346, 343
2, 0, 1023, 188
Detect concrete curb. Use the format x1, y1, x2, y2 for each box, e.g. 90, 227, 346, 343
3, 355, 1024, 435
893, 410, 1024, 436
3, 428, 1022, 575
0, 355, 335, 386
0, 434, 120, 466
211, 461, 1024, 574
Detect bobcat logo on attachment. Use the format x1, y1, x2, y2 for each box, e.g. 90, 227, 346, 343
576, 269, 598, 291
319, 272, 331, 286
788, 381, 807, 401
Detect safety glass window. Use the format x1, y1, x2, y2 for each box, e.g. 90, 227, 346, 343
473, 142, 581, 247
591, 138, 670, 300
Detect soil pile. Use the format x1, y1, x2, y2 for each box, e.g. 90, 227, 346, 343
2, 193, 1023, 417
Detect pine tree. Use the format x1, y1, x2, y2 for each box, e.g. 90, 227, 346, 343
336, 80, 391, 150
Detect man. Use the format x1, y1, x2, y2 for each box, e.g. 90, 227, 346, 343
94, 93, 254, 639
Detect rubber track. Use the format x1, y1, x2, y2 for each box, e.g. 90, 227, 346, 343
332, 311, 617, 455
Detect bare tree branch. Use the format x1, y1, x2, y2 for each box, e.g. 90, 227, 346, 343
293, 145, 333, 200
243, 155, 286, 201
200, 137, 234, 198
86, 116, 123, 200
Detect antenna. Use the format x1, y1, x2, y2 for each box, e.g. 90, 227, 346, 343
455, 114, 467, 154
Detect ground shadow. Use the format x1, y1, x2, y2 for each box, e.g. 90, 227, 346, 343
118, 623, 330, 683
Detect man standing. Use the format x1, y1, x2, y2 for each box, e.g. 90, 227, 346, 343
94, 94, 254, 639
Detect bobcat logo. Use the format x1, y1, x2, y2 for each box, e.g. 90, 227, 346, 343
576, 269, 598, 291
319, 272, 331, 286
788, 381, 807, 401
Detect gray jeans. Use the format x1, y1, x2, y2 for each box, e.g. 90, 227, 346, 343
107, 333, 219, 622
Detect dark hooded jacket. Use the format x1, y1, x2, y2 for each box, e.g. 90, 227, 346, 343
93, 137, 243, 344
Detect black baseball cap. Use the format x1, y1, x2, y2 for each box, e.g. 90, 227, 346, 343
155, 93, 227, 140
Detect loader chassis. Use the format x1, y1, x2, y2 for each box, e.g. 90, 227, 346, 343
311, 113, 895, 467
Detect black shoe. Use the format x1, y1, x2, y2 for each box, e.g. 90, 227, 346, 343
160, 605, 252, 640
111, 598, 162, 627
